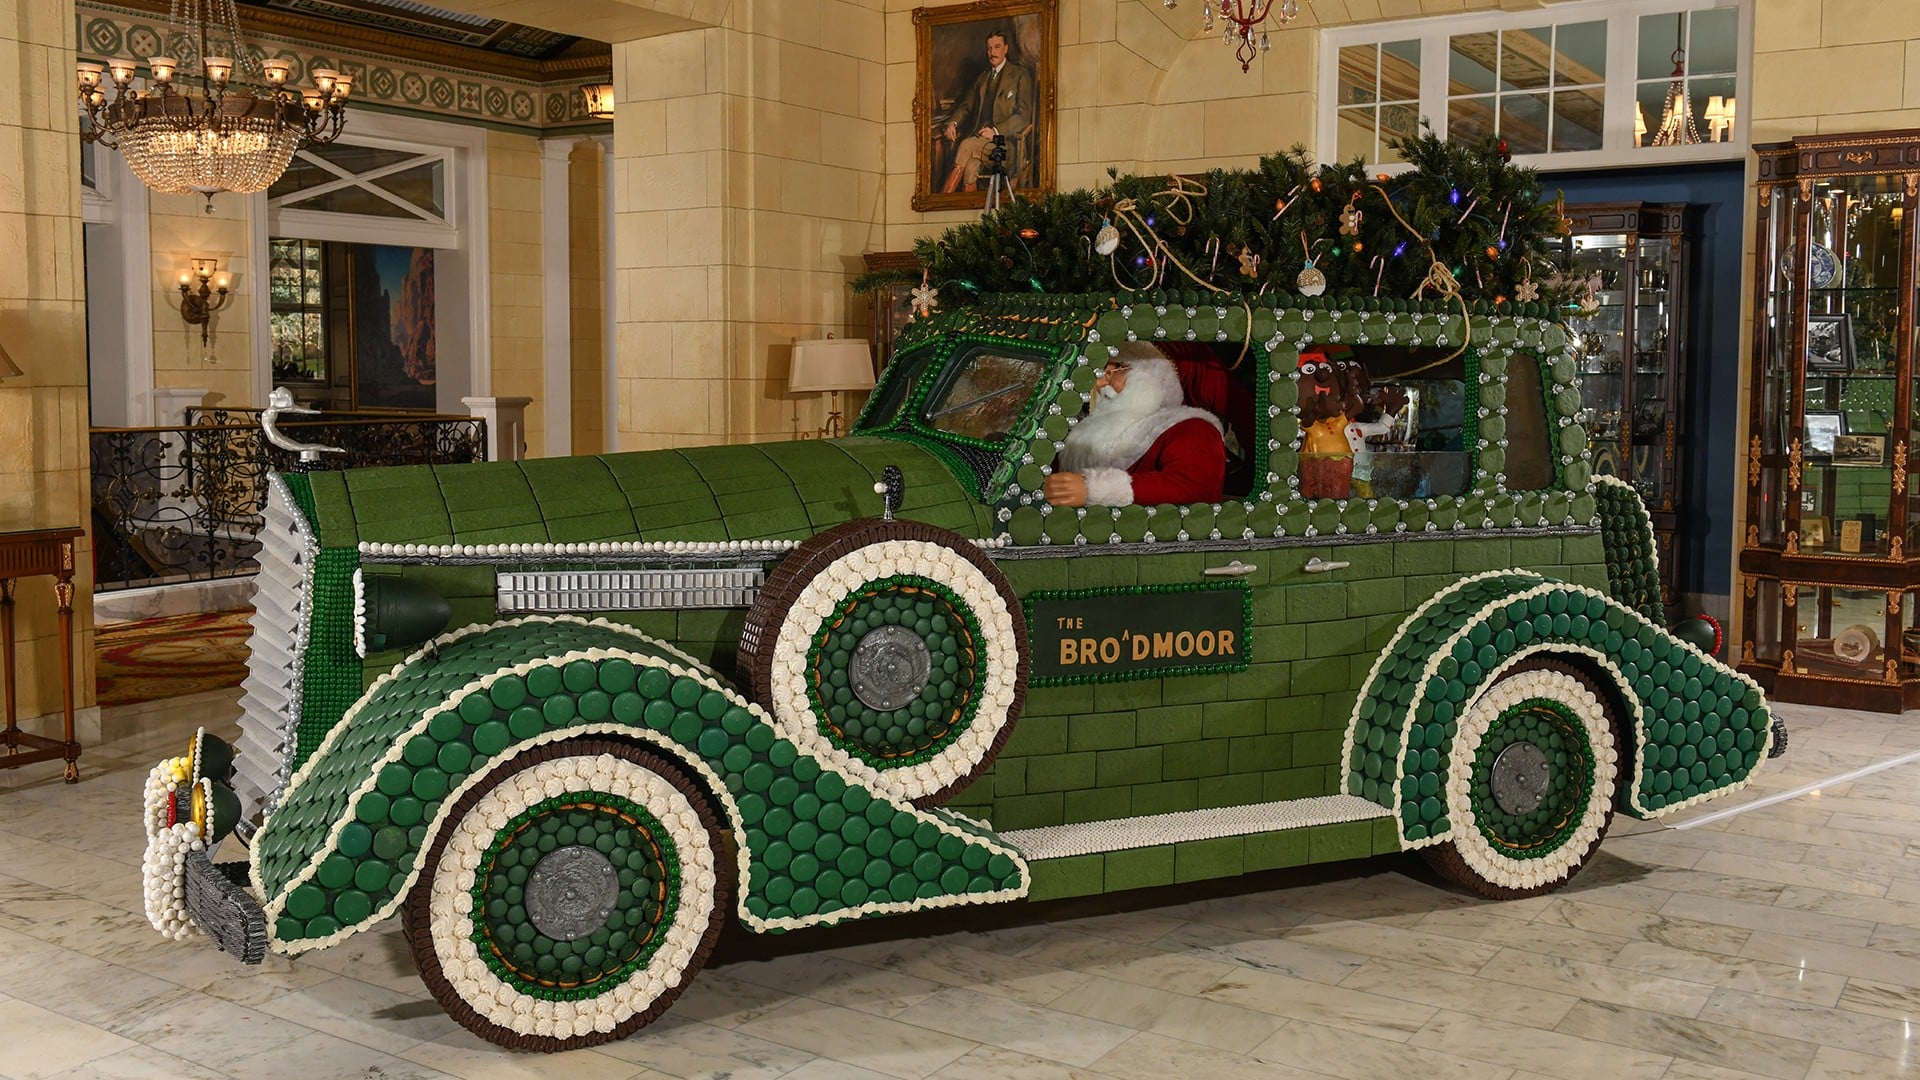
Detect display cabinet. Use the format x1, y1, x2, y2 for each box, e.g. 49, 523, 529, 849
862, 251, 923, 377
1556, 203, 1689, 612
1738, 130, 1920, 711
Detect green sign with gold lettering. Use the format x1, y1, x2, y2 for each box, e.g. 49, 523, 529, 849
1025, 583, 1252, 685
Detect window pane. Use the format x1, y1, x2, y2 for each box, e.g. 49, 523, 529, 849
370, 162, 446, 219
1553, 88, 1604, 151
925, 350, 1047, 441
305, 143, 423, 175
1639, 12, 1683, 80
1638, 81, 1697, 145
286, 188, 420, 218
1554, 21, 1606, 86
1689, 7, 1738, 74
1501, 27, 1553, 91
1380, 39, 1421, 101
1339, 45, 1378, 106
1501, 92, 1550, 154
1380, 102, 1421, 159
1691, 74, 1737, 140
1451, 94, 1497, 142
1450, 32, 1498, 94
1502, 353, 1554, 491
1338, 106, 1376, 162
269, 155, 338, 199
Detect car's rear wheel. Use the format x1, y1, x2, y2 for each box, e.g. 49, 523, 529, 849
739, 518, 1028, 807
404, 739, 728, 1050
1423, 658, 1621, 899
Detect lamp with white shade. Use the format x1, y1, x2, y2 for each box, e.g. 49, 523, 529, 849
789, 336, 875, 439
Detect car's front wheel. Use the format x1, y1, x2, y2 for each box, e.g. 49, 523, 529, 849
1423, 659, 1621, 899
404, 739, 729, 1050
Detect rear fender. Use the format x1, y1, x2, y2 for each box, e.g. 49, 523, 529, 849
1343, 571, 1774, 849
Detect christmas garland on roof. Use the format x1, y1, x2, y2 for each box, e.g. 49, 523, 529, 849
855, 128, 1581, 316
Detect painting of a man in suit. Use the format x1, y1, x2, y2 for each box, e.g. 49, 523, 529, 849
913, 0, 1055, 212
939, 28, 1037, 193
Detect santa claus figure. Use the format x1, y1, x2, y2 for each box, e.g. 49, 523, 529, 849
1043, 341, 1227, 507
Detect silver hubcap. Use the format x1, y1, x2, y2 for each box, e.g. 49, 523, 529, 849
524, 845, 620, 941
1490, 741, 1552, 816
849, 625, 932, 711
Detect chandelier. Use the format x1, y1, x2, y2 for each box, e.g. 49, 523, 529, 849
78, 0, 349, 207
1651, 14, 1700, 147
1163, 0, 1311, 73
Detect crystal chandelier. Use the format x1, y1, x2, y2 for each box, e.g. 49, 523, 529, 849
1651, 15, 1700, 147
77, 0, 350, 207
1162, 0, 1310, 73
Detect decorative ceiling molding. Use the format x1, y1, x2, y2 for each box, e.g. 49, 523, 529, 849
78, 0, 612, 133
87, 0, 611, 83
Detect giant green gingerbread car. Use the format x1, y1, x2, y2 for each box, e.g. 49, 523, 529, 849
141, 290, 1779, 1051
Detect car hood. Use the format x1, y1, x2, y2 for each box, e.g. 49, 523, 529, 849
296, 436, 995, 549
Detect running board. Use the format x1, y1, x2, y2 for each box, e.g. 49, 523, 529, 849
1000, 795, 1393, 861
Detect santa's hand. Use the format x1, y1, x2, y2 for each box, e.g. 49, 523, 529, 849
944, 122, 958, 141
1043, 471, 1088, 507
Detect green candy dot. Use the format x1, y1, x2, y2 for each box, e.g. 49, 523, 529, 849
487, 678, 526, 711
336, 821, 373, 858
332, 889, 373, 924
317, 855, 354, 889
473, 721, 511, 755
284, 884, 326, 920
354, 861, 392, 893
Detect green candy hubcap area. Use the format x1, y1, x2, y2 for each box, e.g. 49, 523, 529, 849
808, 575, 985, 768
473, 792, 680, 997
1470, 699, 1594, 858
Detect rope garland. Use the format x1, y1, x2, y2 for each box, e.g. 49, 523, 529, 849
1369, 182, 1472, 377
1105, 177, 1254, 369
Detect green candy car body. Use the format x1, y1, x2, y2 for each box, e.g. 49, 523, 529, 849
146, 292, 1778, 1050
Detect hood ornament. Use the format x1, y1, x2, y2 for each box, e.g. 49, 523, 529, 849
261, 386, 345, 466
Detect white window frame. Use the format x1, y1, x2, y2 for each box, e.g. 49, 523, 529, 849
1319, 0, 1751, 174
251, 110, 490, 409
268, 133, 458, 250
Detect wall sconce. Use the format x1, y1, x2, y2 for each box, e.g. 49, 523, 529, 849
0, 341, 21, 381
178, 258, 232, 347
581, 83, 615, 120
789, 335, 875, 439
1704, 95, 1737, 143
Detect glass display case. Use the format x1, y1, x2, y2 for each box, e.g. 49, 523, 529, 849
862, 251, 922, 377
1556, 203, 1688, 612
1738, 131, 1920, 711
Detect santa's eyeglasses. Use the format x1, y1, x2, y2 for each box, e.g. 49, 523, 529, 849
1096, 360, 1131, 379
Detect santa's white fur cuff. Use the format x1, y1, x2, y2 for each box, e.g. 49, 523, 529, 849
1080, 467, 1135, 507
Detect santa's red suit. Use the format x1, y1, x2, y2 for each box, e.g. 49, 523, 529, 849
1056, 350, 1226, 506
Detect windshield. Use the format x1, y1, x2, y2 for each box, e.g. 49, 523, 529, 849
924, 350, 1049, 442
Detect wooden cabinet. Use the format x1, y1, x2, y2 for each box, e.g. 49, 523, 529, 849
1737, 130, 1920, 711
862, 251, 922, 377
1556, 203, 1689, 613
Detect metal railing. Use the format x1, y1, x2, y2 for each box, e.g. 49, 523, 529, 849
90, 414, 487, 591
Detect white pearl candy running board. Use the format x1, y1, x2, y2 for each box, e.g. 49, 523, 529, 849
1001, 795, 1392, 861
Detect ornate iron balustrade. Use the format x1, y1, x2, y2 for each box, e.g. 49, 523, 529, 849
90, 415, 486, 591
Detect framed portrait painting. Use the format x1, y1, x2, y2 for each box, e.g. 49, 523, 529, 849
912, 0, 1057, 213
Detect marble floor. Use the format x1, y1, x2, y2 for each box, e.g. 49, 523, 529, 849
3, 691, 1919, 1080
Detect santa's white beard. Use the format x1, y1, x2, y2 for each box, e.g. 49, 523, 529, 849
1059, 357, 1214, 474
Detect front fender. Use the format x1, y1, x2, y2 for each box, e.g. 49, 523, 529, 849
249, 616, 1028, 956
1343, 570, 1774, 849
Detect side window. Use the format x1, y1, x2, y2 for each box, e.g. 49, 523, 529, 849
924, 349, 1049, 441
1297, 345, 1471, 500
858, 344, 935, 432
1503, 352, 1555, 490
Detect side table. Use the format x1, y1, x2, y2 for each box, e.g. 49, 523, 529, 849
1, 525, 85, 782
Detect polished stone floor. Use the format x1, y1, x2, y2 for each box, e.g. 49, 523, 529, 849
3, 690, 1918, 1079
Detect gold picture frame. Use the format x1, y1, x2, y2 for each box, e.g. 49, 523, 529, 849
912, 0, 1057, 212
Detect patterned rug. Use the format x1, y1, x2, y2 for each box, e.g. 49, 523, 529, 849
96, 609, 253, 708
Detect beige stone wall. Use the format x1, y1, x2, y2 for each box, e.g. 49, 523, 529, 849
487, 130, 548, 456
1, 0, 95, 719
610, 1, 888, 450
147, 194, 253, 410
570, 141, 608, 455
